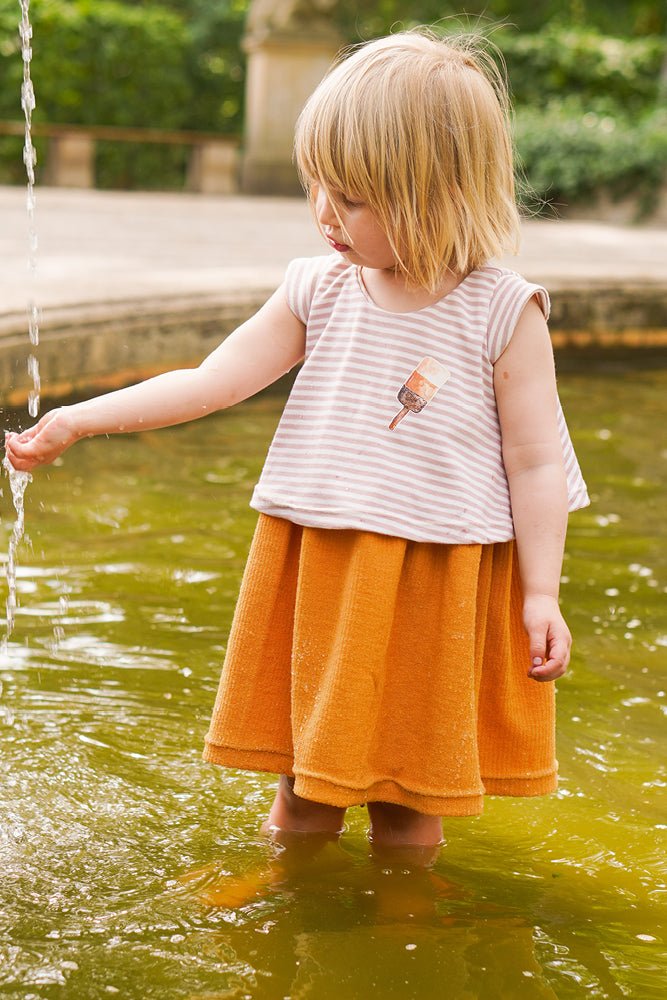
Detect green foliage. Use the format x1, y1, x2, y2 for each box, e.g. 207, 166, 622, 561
0, 0, 194, 186
0, 0, 247, 185
0, 0, 192, 123
329, 0, 665, 38
516, 105, 667, 217
154, 1, 667, 37
498, 27, 665, 113
178, 0, 247, 133
434, 22, 667, 216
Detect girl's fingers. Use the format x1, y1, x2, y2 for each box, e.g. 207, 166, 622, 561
529, 629, 570, 681
5, 415, 53, 455
4, 411, 72, 470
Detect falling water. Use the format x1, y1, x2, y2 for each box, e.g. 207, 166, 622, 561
19, 0, 40, 417
20, 0, 41, 419
3, 1, 39, 639
2, 457, 32, 639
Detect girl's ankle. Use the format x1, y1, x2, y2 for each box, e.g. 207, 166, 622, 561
264, 775, 347, 835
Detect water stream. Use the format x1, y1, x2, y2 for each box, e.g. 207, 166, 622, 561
1, 456, 31, 641
19, 0, 40, 415
0, 360, 665, 999
3, 0, 40, 641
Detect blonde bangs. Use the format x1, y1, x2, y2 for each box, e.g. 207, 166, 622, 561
294, 61, 385, 224
294, 29, 522, 292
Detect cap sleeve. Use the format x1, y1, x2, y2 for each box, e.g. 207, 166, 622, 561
284, 256, 333, 325
487, 272, 551, 363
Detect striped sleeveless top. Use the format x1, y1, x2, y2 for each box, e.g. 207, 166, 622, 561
250, 255, 589, 544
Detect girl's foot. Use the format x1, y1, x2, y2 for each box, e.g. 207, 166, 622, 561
263, 774, 347, 836
366, 801, 444, 852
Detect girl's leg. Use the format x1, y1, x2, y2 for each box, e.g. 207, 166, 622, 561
366, 802, 448, 922
261, 775, 347, 836
367, 801, 444, 851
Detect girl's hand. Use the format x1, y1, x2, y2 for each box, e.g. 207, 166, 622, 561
4, 407, 79, 471
523, 594, 571, 682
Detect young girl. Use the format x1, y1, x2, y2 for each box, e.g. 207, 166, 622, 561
5, 29, 588, 852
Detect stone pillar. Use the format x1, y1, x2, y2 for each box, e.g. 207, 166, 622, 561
187, 139, 240, 195
46, 132, 95, 188
241, 5, 342, 195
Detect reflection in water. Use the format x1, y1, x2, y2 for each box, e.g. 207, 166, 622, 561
0, 364, 666, 999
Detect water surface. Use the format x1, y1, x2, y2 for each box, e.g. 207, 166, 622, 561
1, 357, 665, 999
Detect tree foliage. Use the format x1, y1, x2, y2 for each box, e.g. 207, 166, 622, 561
516, 105, 667, 217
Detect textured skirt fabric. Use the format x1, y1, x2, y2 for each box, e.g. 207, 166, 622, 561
202, 514, 557, 816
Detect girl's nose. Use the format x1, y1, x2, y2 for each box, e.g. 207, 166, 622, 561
315, 187, 337, 228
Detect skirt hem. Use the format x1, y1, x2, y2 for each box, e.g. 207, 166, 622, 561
202, 741, 557, 816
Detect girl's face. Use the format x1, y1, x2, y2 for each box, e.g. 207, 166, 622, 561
312, 183, 398, 272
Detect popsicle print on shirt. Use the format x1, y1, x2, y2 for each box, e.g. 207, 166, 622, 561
389, 357, 451, 430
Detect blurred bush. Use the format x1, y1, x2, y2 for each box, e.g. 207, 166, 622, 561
447, 24, 666, 217
515, 105, 667, 218
331, 0, 665, 39
498, 27, 665, 111
497, 28, 667, 217
0, 0, 244, 188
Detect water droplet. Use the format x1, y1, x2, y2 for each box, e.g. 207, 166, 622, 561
21, 80, 35, 115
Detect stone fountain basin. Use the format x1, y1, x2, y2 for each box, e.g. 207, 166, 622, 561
1, 187, 666, 407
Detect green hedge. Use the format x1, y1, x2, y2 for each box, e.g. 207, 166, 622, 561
516, 104, 667, 218
0, 0, 196, 187
497, 27, 665, 113
330, 0, 666, 39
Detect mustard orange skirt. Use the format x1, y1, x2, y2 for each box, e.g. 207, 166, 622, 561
202, 514, 557, 816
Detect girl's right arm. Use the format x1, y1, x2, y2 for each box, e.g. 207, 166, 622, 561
5, 285, 305, 471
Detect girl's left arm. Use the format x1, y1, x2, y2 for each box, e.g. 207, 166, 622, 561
494, 297, 571, 683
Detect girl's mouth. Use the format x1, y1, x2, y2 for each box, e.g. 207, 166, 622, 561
327, 236, 351, 253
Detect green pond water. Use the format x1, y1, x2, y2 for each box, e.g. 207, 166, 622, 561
0, 354, 665, 1000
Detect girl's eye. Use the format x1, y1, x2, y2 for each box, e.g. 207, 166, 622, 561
341, 195, 364, 209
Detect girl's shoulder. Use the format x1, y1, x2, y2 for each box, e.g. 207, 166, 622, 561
476, 264, 550, 314
475, 265, 551, 363
284, 254, 353, 325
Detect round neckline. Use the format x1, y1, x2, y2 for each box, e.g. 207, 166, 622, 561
354, 266, 476, 316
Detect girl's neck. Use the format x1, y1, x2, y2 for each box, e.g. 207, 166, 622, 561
359, 265, 469, 314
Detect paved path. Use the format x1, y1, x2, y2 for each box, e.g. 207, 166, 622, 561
2, 186, 667, 323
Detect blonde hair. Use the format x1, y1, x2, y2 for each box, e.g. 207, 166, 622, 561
294, 29, 521, 292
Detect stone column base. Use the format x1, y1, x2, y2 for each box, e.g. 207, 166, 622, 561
45, 133, 95, 188
187, 140, 240, 195
241, 158, 305, 196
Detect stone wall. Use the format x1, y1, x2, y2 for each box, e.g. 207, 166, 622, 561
2, 282, 666, 410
